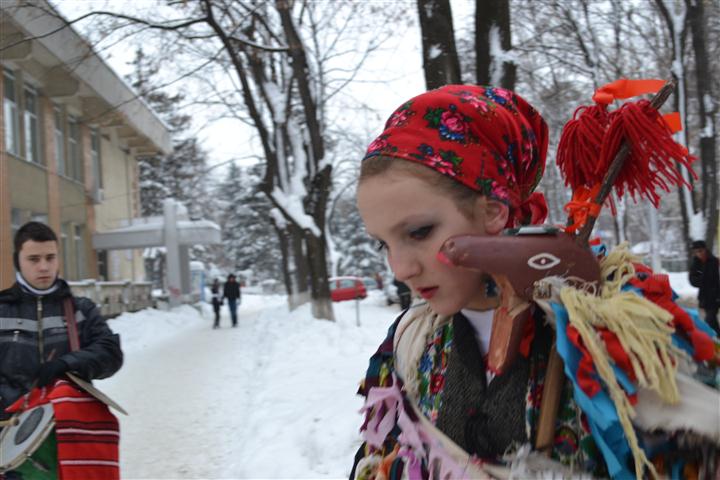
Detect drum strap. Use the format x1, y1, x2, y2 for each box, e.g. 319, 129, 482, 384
63, 297, 80, 352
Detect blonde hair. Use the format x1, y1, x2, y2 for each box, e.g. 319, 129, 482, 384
359, 156, 482, 219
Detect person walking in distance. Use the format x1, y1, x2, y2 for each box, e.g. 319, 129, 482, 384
689, 240, 720, 335
393, 277, 412, 310
223, 274, 241, 327
210, 278, 223, 329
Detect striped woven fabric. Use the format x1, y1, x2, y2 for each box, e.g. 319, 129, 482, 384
7, 379, 119, 479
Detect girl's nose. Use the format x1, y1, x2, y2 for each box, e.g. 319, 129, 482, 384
389, 251, 421, 282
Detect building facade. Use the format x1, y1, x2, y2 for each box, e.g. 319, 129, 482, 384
1, 1, 171, 289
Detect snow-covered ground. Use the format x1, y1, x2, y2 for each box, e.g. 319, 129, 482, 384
95, 274, 698, 479
96, 290, 397, 479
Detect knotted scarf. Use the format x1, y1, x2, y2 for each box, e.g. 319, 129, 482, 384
363, 85, 549, 227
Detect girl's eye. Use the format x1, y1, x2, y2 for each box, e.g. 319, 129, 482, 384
376, 240, 387, 251
409, 225, 433, 240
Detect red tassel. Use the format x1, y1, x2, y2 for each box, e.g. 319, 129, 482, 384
557, 104, 610, 190
598, 100, 696, 206
556, 79, 696, 215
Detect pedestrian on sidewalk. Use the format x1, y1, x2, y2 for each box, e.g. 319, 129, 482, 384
210, 278, 223, 329
393, 277, 411, 310
689, 240, 720, 335
223, 274, 241, 327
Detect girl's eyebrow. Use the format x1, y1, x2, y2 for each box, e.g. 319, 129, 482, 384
389, 215, 435, 234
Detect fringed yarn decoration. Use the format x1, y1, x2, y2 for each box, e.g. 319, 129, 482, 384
596, 100, 696, 206
556, 104, 610, 190
556, 78, 695, 208
630, 263, 717, 362
559, 243, 679, 479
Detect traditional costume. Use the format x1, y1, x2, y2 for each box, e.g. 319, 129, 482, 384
351, 82, 720, 479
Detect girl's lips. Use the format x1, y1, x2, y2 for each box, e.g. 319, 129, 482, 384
418, 287, 438, 300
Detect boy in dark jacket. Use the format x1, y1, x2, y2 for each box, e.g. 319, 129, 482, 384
0, 222, 123, 476
689, 240, 720, 335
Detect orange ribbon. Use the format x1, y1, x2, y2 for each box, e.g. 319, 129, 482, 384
592, 78, 666, 104
564, 184, 602, 233
592, 79, 682, 133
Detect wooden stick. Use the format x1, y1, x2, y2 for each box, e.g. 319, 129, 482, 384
535, 79, 677, 454
533, 345, 564, 452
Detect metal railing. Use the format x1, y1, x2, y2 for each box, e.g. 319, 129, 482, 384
68, 280, 154, 318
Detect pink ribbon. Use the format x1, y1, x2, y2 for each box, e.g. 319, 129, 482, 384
359, 374, 480, 479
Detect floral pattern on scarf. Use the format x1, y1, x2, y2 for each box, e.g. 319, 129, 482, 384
362, 84, 549, 227
416, 322, 453, 424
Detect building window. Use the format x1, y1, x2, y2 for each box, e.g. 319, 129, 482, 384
74, 224, 85, 279
11, 208, 23, 239
23, 86, 41, 164
54, 106, 65, 176
67, 116, 83, 182
91, 128, 103, 195
61, 222, 71, 278
97, 250, 108, 281
3, 69, 20, 156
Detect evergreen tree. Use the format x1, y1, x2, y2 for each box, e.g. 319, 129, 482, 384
217, 163, 282, 283
330, 193, 386, 278
125, 47, 215, 280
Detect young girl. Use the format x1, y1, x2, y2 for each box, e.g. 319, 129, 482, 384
210, 278, 222, 329
351, 85, 719, 478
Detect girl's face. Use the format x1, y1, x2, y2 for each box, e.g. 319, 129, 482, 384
357, 169, 506, 315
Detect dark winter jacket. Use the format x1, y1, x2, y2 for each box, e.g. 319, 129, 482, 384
223, 281, 241, 300
211, 284, 222, 307
0, 279, 123, 421
393, 279, 410, 298
689, 254, 720, 310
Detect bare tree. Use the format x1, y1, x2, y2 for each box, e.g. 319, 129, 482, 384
8, 0, 394, 320
475, 0, 515, 90
686, 0, 718, 249
654, 0, 698, 256
417, 0, 462, 89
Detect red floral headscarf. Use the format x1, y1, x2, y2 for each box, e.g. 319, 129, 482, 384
363, 85, 549, 227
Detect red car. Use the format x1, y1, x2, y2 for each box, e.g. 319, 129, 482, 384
329, 277, 367, 302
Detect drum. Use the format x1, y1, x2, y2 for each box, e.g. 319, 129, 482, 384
0, 404, 55, 474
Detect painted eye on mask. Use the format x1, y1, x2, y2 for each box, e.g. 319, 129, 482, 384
409, 225, 433, 240
527, 252, 561, 270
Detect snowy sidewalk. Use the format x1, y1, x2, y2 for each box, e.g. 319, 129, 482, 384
96, 292, 396, 479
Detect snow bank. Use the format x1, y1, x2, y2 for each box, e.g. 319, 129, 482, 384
97, 291, 397, 478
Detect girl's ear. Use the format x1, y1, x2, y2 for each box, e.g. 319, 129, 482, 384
479, 197, 509, 235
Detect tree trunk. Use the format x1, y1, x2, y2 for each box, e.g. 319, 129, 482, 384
475, 0, 515, 90
306, 233, 335, 321
654, 0, 697, 258
417, 0, 462, 90
276, 0, 334, 319
288, 224, 311, 310
274, 225, 294, 297
686, 0, 718, 250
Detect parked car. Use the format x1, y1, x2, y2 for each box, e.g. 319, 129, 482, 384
362, 277, 379, 291
383, 279, 400, 306
329, 276, 367, 302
